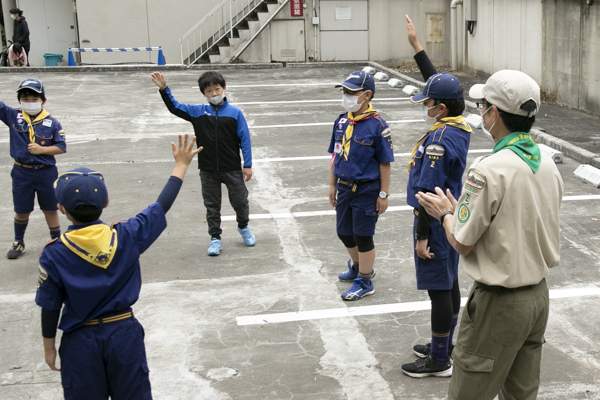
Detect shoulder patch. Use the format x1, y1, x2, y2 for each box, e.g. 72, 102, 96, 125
58, 129, 65, 138
458, 204, 470, 223
426, 144, 445, 157
465, 170, 486, 190
38, 265, 48, 281
381, 127, 391, 137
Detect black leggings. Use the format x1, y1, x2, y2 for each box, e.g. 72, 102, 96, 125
428, 279, 461, 332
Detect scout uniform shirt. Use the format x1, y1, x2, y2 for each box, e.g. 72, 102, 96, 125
35, 203, 167, 332
328, 107, 394, 181
406, 118, 471, 209
451, 137, 563, 288
0, 102, 66, 165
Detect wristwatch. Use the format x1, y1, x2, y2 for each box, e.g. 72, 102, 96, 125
379, 191, 389, 199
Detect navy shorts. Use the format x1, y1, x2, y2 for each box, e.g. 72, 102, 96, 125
413, 215, 459, 290
336, 180, 380, 237
11, 164, 58, 214
59, 317, 152, 400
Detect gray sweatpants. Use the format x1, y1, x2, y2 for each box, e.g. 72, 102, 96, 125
200, 170, 250, 239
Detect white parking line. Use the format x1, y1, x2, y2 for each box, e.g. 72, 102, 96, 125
251, 119, 424, 129
195, 82, 393, 89
236, 286, 600, 326
232, 98, 410, 106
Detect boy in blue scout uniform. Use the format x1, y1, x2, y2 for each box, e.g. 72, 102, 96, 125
35, 134, 202, 400
328, 71, 394, 301
400, 71, 472, 378
151, 71, 254, 256
0, 79, 66, 259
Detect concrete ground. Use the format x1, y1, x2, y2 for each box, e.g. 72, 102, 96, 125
0, 64, 599, 400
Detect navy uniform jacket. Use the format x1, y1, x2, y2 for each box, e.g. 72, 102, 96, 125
0, 102, 66, 165
328, 112, 394, 181
407, 123, 471, 209
160, 88, 251, 172
35, 203, 167, 333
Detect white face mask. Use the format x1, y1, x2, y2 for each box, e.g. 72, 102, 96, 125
342, 93, 365, 113
10, 14, 16, 20
207, 94, 225, 106
480, 106, 499, 143
421, 104, 442, 125
20, 101, 43, 115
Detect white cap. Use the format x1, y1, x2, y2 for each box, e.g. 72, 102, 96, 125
469, 70, 540, 117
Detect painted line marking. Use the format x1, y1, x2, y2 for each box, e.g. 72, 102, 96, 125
222, 194, 600, 221
232, 98, 410, 106
251, 119, 423, 129
236, 286, 600, 326
195, 82, 392, 89
254, 149, 492, 163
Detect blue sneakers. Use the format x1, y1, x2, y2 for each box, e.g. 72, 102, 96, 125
207, 239, 222, 256
341, 278, 374, 301
237, 226, 255, 246
339, 260, 376, 281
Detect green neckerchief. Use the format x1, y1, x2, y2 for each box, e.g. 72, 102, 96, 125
493, 132, 540, 173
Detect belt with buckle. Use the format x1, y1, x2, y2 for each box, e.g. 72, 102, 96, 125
338, 179, 372, 192
85, 309, 133, 326
14, 161, 46, 169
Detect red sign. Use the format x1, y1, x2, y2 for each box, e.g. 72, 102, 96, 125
291, 0, 303, 16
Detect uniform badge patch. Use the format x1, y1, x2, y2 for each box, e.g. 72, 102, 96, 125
38, 265, 48, 281
466, 171, 486, 190
42, 119, 52, 127
58, 129, 65, 138
458, 204, 470, 223
426, 144, 445, 158
381, 128, 391, 137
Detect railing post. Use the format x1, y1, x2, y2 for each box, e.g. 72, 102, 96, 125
230, 0, 233, 39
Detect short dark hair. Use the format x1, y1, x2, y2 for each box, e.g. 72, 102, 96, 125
68, 204, 103, 224
17, 88, 46, 102
12, 43, 22, 55
198, 71, 226, 94
486, 100, 536, 133
433, 86, 465, 117
10, 8, 23, 16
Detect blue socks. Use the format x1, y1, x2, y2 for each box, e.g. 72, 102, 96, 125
50, 226, 61, 240
358, 270, 371, 286
14, 218, 28, 242
431, 330, 450, 363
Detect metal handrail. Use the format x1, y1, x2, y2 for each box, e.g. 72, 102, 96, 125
179, 0, 270, 65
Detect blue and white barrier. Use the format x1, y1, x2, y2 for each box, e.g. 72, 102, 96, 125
67, 46, 165, 66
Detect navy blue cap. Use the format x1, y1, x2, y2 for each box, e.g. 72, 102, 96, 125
55, 168, 108, 213
335, 71, 376, 95
410, 73, 463, 103
17, 79, 45, 97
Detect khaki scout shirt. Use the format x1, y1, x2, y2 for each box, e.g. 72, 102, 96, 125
451, 149, 563, 287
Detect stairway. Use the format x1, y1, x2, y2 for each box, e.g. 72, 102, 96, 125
180, 0, 281, 65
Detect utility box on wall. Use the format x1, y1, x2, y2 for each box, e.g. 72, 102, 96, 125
464, 0, 477, 21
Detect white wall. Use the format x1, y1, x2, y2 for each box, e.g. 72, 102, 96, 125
75, 0, 216, 65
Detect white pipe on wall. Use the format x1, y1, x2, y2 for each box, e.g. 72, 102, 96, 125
451, 0, 462, 70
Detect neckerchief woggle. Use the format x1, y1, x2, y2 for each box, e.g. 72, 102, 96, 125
493, 132, 540, 173
336, 104, 378, 163
408, 116, 473, 172
21, 109, 50, 143
61, 225, 118, 269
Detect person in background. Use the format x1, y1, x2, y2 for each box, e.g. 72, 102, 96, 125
8, 42, 27, 67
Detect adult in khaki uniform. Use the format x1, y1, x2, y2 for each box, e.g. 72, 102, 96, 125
416, 70, 563, 399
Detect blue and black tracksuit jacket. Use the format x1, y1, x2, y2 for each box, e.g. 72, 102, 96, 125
160, 87, 252, 172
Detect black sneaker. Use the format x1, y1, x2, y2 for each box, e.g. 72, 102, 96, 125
401, 354, 452, 378
7, 240, 25, 259
413, 342, 455, 359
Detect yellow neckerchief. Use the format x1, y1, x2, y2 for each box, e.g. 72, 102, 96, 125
61, 224, 118, 269
341, 104, 378, 161
21, 109, 50, 143
408, 116, 473, 172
